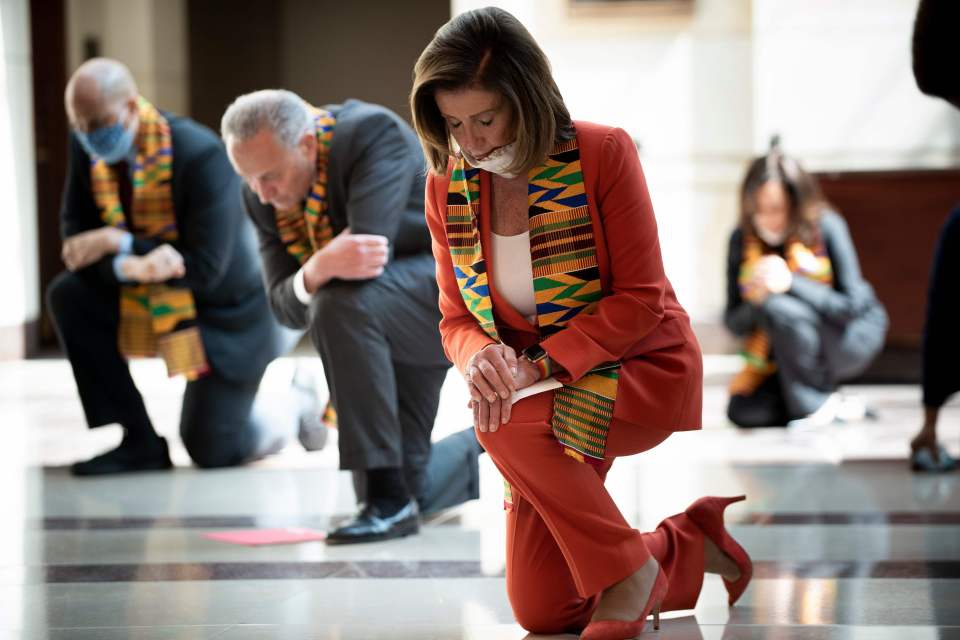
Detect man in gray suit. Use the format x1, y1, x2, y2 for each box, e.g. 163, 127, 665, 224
221, 90, 480, 543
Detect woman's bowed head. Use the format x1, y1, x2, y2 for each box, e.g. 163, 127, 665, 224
410, 6, 575, 178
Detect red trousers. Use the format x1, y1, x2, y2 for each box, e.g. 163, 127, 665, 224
476, 391, 706, 635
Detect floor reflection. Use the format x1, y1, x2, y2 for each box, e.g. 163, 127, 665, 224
0, 359, 957, 638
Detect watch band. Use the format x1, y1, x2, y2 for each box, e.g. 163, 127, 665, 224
522, 344, 552, 380
533, 355, 552, 380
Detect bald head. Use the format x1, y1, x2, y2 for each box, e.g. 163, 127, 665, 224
65, 58, 138, 133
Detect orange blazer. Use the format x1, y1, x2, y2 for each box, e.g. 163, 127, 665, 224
425, 121, 702, 431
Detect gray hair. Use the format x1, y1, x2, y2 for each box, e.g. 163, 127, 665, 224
220, 89, 313, 149
68, 57, 137, 108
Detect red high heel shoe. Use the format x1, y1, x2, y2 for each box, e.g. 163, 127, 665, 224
580, 564, 669, 640
685, 495, 753, 606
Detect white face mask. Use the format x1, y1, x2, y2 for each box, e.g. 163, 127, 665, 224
756, 226, 787, 246
461, 141, 519, 178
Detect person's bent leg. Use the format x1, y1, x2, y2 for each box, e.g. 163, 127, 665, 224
393, 362, 446, 505
307, 280, 404, 474
393, 362, 482, 514
418, 424, 483, 515
309, 256, 450, 507
913, 206, 960, 470
601, 420, 707, 612
760, 293, 830, 418
47, 270, 170, 474
47, 270, 154, 436
505, 491, 598, 634
477, 393, 652, 600
180, 371, 290, 468
306, 277, 421, 542
923, 207, 960, 413
727, 374, 790, 427
367, 253, 457, 508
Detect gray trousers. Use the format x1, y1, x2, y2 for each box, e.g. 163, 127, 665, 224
728, 293, 886, 426
352, 426, 482, 515
305, 253, 479, 507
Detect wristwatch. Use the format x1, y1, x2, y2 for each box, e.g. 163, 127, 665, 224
521, 343, 552, 380
521, 343, 548, 363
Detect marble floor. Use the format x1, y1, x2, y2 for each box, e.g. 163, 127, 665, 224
0, 356, 958, 639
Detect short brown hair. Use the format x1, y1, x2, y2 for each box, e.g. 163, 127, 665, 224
410, 6, 574, 175
739, 142, 827, 245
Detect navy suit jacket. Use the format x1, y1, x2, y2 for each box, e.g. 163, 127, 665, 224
59, 113, 279, 382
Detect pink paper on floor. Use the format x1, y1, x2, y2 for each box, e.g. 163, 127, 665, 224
203, 528, 326, 546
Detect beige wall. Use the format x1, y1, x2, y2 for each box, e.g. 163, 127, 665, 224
66, 0, 188, 114
451, 0, 960, 325
278, 0, 447, 120
0, 0, 39, 356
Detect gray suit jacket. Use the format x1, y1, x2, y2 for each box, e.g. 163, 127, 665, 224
241, 99, 432, 329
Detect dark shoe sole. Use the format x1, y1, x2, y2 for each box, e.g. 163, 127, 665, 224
71, 459, 173, 477
325, 519, 420, 545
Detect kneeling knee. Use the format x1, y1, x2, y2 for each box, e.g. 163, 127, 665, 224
474, 424, 516, 457
513, 605, 573, 635
46, 272, 84, 319
182, 435, 246, 469
309, 283, 377, 336
759, 294, 794, 325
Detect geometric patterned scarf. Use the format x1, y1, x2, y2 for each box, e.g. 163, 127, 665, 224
728, 233, 833, 396
90, 97, 209, 380
446, 133, 619, 466
273, 107, 337, 265
270, 106, 338, 428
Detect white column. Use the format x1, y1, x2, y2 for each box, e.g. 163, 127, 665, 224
0, 0, 39, 357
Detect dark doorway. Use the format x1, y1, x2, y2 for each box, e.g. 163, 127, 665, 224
30, 0, 69, 353
187, 0, 449, 131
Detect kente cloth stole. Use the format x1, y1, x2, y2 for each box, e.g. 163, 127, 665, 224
446, 135, 620, 473
272, 107, 339, 428
274, 108, 337, 265
90, 97, 208, 380
728, 235, 833, 396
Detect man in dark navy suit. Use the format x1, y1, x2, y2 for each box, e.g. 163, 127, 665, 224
49, 58, 325, 476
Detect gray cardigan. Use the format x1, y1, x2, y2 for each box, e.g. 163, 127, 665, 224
241, 100, 431, 329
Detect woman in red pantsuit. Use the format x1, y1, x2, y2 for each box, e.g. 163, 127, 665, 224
411, 7, 752, 638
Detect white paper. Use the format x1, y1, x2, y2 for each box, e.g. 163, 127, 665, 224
510, 377, 562, 405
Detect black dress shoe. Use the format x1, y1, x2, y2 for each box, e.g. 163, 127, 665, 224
326, 499, 420, 545
71, 437, 173, 476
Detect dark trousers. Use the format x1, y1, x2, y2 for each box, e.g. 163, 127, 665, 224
46, 270, 292, 468
305, 253, 474, 505
728, 293, 886, 427
923, 207, 960, 409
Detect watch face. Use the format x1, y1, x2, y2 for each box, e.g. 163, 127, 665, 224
524, 344, 547, 362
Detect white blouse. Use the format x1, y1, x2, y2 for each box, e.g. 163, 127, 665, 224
490, 231, 537, 324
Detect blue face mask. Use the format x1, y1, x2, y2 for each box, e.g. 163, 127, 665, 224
76, 111, 137, 164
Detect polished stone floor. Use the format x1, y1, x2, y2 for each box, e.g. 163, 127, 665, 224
0, 356, 958, 639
